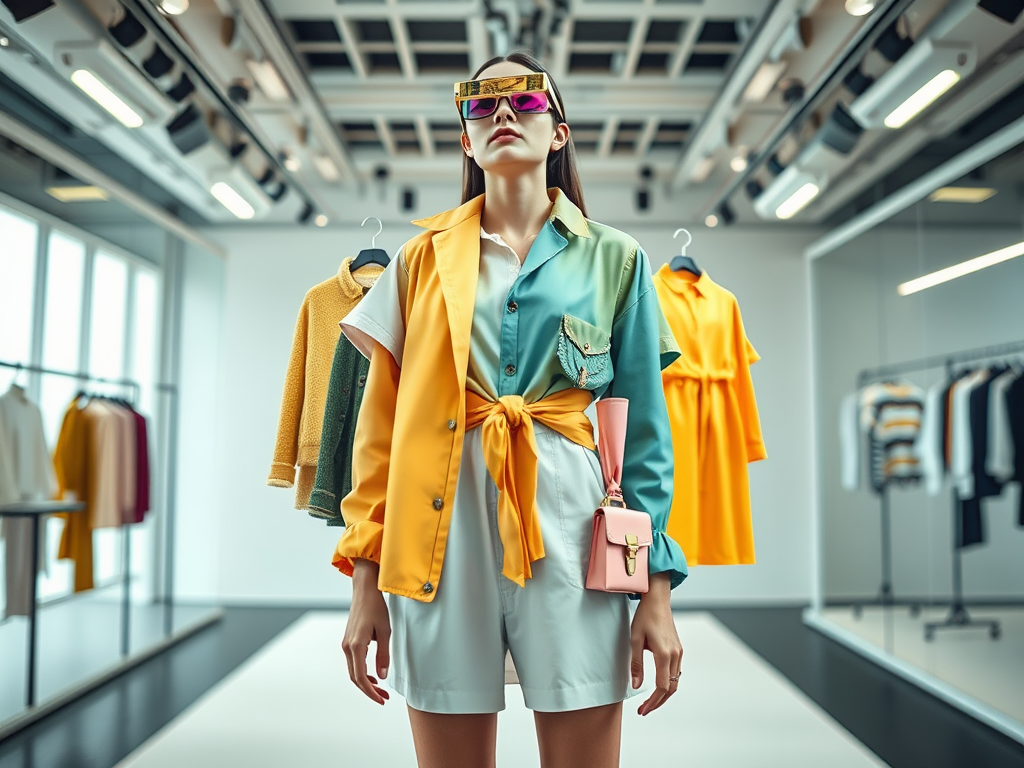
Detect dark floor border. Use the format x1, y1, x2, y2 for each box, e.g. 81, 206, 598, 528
0, 610, 224, 743
711, 606, 1024, 768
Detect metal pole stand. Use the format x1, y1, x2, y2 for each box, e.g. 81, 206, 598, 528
924, 494, 1000, 641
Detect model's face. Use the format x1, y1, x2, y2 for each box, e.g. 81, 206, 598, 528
460, 62, 570, 174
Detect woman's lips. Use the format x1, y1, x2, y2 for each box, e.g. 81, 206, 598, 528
491, 133, 520, 143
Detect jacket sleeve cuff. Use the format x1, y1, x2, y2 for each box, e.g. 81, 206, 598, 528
647, 530, 689, 590
331, 520, 384, 577
267, 462, 295, 488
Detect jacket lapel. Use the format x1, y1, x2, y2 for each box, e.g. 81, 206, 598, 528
412, 196, 484, 394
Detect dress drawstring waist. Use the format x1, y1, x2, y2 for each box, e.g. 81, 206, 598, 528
664, 371, 733, 492
465, 387, 595, 587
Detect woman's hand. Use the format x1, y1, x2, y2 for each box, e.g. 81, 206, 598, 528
342, 559, 392, 705
629, 572, 683, 716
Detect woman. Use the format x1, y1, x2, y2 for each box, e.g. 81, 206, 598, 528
335, 51, 689, 768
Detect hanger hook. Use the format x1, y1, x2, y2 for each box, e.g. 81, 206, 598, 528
361, 216, 383, 249
673, 228, 692, 256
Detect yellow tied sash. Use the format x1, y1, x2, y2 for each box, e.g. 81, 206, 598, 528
465, 387, 596, 587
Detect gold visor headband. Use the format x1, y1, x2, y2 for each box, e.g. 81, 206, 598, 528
454, 73, 563, 118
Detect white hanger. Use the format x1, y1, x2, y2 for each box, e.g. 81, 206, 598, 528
673, 228, 692, 256
361, 216, 383, 249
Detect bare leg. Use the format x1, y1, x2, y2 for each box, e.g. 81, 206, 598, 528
407, 704, 499, 768
533, 701, 623, 768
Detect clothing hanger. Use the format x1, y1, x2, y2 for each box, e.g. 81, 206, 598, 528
350, 217, 391, 270
669, 228, 701, 276
9, 362, 26, 393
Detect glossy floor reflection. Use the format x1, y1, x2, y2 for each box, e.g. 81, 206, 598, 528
822, 604, 1024, 724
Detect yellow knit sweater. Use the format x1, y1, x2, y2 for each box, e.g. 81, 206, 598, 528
267, 257, 383, 509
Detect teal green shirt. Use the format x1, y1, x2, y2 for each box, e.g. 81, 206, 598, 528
471, 198, 688, 590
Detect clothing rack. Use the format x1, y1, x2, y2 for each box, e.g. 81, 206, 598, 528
0, 359, 181, 704
857, 339, 1024, 641
1, 360, 139, 657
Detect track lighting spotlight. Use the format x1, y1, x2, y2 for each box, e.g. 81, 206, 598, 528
718, 202, 735, 226
746, 179, 764, 200
977, 0, 1024, 23
766, 153, 786, 176
108, 6, 146, 48
844, 66, 874, 97
298, 202, 314, 224
0, 0, 55, 23
818, 102, 863, 155
875, 19, 912, 63
267, 181, 288, 202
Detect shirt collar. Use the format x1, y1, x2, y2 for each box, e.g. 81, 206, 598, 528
411, 187, 591, 239
658, 263, 711, 297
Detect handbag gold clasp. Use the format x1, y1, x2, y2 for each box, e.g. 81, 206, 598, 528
625, 534, 639, 576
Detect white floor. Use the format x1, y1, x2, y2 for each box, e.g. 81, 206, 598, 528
822, 605, 1024, 724
115, 611, 888, 768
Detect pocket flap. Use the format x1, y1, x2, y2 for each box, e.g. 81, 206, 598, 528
562, 314, 611, 356
598, 507, 652, 547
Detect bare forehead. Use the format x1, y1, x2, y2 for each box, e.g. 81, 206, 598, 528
476, 62, 534, 79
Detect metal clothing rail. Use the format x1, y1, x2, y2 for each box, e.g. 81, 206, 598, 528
0, 359, 142, 403
856, 339, 1024, 641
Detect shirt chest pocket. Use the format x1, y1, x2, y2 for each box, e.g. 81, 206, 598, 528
556, 313, 613, 390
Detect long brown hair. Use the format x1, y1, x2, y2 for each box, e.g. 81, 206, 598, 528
459, 51, 588, 217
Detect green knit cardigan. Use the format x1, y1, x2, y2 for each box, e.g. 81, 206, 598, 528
308, 333, 370, 526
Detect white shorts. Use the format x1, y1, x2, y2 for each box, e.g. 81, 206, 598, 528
386, 421, 645, 714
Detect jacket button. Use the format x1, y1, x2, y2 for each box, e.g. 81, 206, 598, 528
504, 363, 516, 376
358, 375, 366, 388
507, 300, 518, 313
447, 419, 456, 430
433, 497, 443, 510
423, 582, 434, 593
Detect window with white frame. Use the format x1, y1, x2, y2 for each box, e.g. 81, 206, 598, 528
0, 201, 163, 606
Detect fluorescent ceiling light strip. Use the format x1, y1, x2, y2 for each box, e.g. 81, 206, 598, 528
776, 182, 820, 219
210, 182, 255, 219
46, 185, 109, 202
742, 60, 788, 103
927, 186, 997, 203
897, 240, 1024, 296
70, 69, 143, 128
246, 59, 290, 102
884, 69, 960, 129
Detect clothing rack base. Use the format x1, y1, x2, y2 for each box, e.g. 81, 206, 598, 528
923, 489, 1001, 642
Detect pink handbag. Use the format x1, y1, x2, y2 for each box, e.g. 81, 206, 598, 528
585, 397, 652, 594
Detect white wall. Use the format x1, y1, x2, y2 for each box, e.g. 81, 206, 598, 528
173, 187, 821, 605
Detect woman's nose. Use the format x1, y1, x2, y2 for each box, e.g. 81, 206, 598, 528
492, 96, 517, 120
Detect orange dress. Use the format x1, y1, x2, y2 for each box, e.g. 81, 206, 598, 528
652, 266, 766, 565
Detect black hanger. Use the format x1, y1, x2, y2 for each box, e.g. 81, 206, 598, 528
350, 216, 390, 270
669, 228, 702, 276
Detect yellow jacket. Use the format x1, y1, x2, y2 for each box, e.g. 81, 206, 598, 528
330, 202, 482, 601
267, 258, 376, 508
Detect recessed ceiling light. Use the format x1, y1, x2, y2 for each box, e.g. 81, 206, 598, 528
730, 152, 749, 173
705, 214, 719, 227
158, 0, 188, 13
314, 214, 328, 227
0, 37, 10, 47
690, 155, 716, 184
46, 185, 110, 202
282, 151, 301, 173
898, 239, 1024, 295
210, 181, 255, 219
927, 186, 997, 203
845, 0, 876, 16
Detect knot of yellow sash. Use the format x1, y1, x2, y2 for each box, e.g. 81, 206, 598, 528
465, 387, 596, 587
